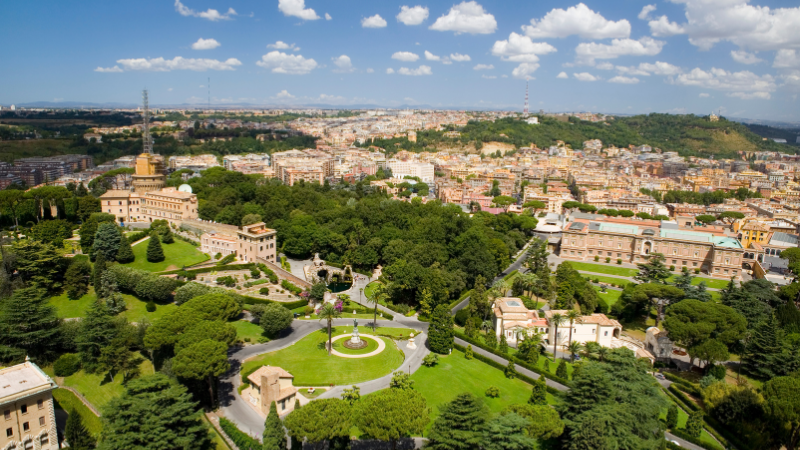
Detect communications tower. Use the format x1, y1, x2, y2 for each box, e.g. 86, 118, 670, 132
132, 89, 166, 193
142, 90, 152, 154
523, 82, 529, 115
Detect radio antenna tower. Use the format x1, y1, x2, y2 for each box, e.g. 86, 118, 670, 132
523, 82, 529, 115
208, 77, 211, 110
142, 89, 152, 154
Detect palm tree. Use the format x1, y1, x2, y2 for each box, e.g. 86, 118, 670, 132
549, 312, 566, 362
514, 272, 539, 297
317, 303, 341, 356
490, 279, 511, 299
481, 320, 494, 335
567, 341, 581, 362
371, 282, 389, 333
566, 310, 581, 350
597, 346, 609, 362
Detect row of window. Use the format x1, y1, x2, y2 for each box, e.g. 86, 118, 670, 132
5, 416, 46, 436
4, 400, 44, 420
3, 433, 48, 448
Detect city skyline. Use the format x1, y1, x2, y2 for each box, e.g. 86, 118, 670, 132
2, 0, 800, 120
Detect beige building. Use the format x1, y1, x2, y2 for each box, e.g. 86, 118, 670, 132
131, 153, 166, 194
200, 222, 278, 264
0, 360, 58, 450
246, 366, 297, 415
491, 297, 548, 345
100, 187, 198, 226
544, 310, 623, 349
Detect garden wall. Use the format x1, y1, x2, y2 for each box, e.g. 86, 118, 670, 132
257, 257, 311, 289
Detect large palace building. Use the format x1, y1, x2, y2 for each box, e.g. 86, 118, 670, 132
559, 216, 745, 279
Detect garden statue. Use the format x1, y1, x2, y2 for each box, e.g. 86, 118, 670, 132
407, 332, 416, 349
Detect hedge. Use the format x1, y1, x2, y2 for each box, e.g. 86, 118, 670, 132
669, 429, 724, 450
126, 231, 149, 244
159, 263, 256, 275
281, 280, 303, 295
448, 289, 473, 310
668, 385, 700, 412
453, 330, 571, 387
452, 343, 561, 395
503, 270, 519, 281
219, 418, 261, 450
257, 264, 279, 284
663, 372, 701, 395
244, 279, 269, 288
662, 387, 747, 450
665, 441, 683, 450
174, 234, 199, 246
217, 254, 237, 266
243, 297, 308, 310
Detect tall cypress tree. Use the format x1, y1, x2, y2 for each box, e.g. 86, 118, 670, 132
92, 253, 107, 295
146, 232, 165, 263
428, 304, 454, 354
743, 315, 782, 379
0, 286, 60, 361
65, 409, 96, 449
160, 226, 174, 244
529, 376, 547, 405
116, 234, 135, 263
263, 402, 287, 450
427, 393, 488, 450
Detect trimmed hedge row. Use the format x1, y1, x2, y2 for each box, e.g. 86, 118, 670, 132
665, 441, 683, 450
453, 330, 571, 387
160, 263, 256, 275
218, 418, 261, 450
669, 429, 724, 450
663, 386, 748, 450
281, 280, 303, 295
668, 385, 700, 412
503, 270, 519, 281
663, 372, 700, 395
448, 289, 473, 310
452, 343, 561, 395
243, 297, 308, 310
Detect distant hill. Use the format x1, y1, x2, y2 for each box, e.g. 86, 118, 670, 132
361, 113, 797, 159
744, 123, 800, 146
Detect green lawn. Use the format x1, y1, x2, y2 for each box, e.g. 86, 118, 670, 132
49, 288, 177, 323
123, 238, 208, 272
201, 415, 232, 450
52, 388, 103, 436
44, 359, 155, 410
364, 281, 381, 300
411, 350, 558, 426
570, 261, 639, 277
660, 395, 718, 446
332, 336, 380, 355
241, 326, 405, 386
596, 288, 622, 310
232, 320, 268, 342
664, 275, 732, 290
582, 274, 634, 287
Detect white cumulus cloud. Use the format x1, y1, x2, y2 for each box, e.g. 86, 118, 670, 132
523, 3, 630, 39
672, 67, 776, 99
366, 68, 374, 73
574, 72, 600, 81
774, 49, 800, 68
386, 68, 395, 74
191, 38, 220, 50
362, 14, 387, 28
256, 51, 317, 74
397, 6, 429, 25
268, 41, 299, 51
648, 15, 685, 37
617, 61, 682, 76
474, 64, 494, 70
332, 55, 355, 73
175, 0, 236, 21
430, 1, 497, 35
392, 51, 419, 62
557, 71, 568, 79
512, 63, 540, 79
95, 66, 123, 73
450, 53, 471, 62
113, 56, 241, 71
275, 90, 295, 99
609, 75, 640, 84
398, 65, 433, 76
731, 50, 763, 65
595, 62, 614, 70
638, 5, 657, 21
575, 37, 664, 65
424, 51, 441, 61
325, 13, 331, 20
491, 32, 557, 63
482, 75, 497, 79
278, 0, 319, 20
699, 93, 710, 97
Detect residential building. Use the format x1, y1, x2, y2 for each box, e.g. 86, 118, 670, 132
491, 297, 548, 345
246, 366, 298, 416
387, 159, 434, 182
544, 310, 622, 348
200, 222, 277, 264
0, 360, 58, 450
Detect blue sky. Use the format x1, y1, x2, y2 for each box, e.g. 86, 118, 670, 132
2, 0, 799, 120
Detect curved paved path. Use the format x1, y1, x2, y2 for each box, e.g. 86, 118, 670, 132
329, 334, 387, 358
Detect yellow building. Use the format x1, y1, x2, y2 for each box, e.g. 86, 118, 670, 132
0, 360, 59, 450
735, 219, 771, 248
131, 153, 166, 193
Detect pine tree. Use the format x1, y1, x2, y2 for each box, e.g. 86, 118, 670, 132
76, 182, 89, 197
116, 234, 135, 263
504, 360, 517, 379
666, 404, 678, 430
484, 331, 497, 349
418, 287, 433, 318
498, 334, 509, 354
146, 231, 165, 263
0, 286, 60, 361
65, 409, 96, 449
529, 376, 547, 405
470, 275, 489, 319
99, 271, 126, 315
76, 300, 116, 372
464, 317, 476, 338
556, 282, 574, 309
742, 315, 782, 379
65, 258, 92, 300
263, 402, 287, 450
160, 226, 174, 244
556, 359, 569, 379
635, 252, 671, 284
427, 393, 488, 450
93, 222, 122, 261
429, 304, 454, 354
92, 253, 107, 296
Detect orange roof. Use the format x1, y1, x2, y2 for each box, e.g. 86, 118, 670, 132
247, 366, 293, 387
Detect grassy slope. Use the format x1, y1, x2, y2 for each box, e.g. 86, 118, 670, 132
51, 388, 103, 436
231, 320, 268, 342
49, 287, 177, 322
44, 359, 155, 410
241, 326, 405, 386
124, 239, 208, 272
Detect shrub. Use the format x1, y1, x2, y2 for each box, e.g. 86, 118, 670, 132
258, 302, 294, 336
708, 364, 727, 380
250, 268, 260, 279
422, 353, 439, 367
259, 287, 270, 296
106, 265, 178, 302
214, 253, 222, 259
666, 404, 679, 430
669, 265, 676, 271
594, 255, 599, 262
504, 360, 517, 379
454, 308, 470, 327
605, 257, 611, 263
146, 302, 156, 312
303, 306, 314, 316
485, 386, 500, 398
694, 268, 701, 274
280, 280, 303, 295
616, 258, 622, 265
176, 270, 196, 281
465, 345, 474, 360
53, 353, 81, 377
217, 254, 236, 265
216, 276, 236, 287
244, 279, 268, 288
258, 264, 279, 284
219, 418, 261, 450
556, 360, 568, 379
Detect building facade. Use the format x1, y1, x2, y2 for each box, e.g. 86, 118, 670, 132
544, 310, 622, 348
99, 187, 197, 226
246, 366, 297, 416
0, 360, 58, 450
200, 222, 278, 264
131, 153, 166, 194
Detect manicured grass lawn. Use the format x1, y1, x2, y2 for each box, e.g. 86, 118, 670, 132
49, 288, 177, 323
596, 288, 622, 310
411, 351, 559, 426
664, 275, 732, 290
299, 388, 324, 399
364, 281, 381, 299
124, 239, 208, 272
241, 326, 405, 386
44, 358, 155, 410
232, 320, 268, 342
332, 336, 380, 355
570, 261, 638, 277
52, 388, 103, 436
201, 415, 232, 450
582, 274, 634, 287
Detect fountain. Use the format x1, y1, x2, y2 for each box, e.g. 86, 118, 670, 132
343, 318, 368, 349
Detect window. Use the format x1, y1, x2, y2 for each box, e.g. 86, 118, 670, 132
6, 428, 11, 437
37, 399, 43, 410
604, 331, 608, 336
3, 410, 9, 420
693, 262, 698, 267
24, 440, 33, 450
40, 435, 49, 445
21, 404, 27, 414
38, 417, 44, 426
23, 422, 29, 431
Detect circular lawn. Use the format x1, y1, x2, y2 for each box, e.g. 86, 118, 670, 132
333, 336, 380, 355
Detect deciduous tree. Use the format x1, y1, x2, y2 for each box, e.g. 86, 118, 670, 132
259, 303, 294, 336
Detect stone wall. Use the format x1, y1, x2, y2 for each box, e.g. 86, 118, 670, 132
257, 257, 312, 289
180, 218, 239, 236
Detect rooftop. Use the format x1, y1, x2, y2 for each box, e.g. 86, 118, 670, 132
0, 361, 56, 402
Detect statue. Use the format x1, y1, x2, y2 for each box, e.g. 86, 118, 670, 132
354, 318, 358, 328
350, 318, 361, 346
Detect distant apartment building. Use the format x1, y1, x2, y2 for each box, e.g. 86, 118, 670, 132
272, 150, 333, 186
0, 360, 59, 450
168, 154, 220, 171
387, 159, 434, 182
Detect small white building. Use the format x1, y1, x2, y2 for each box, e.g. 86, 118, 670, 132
544, 310, 622, 349
491, 297, 548, 344
645, 326, 674, 361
